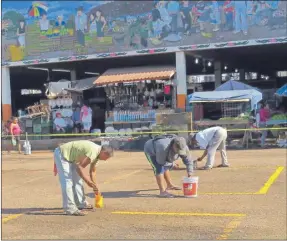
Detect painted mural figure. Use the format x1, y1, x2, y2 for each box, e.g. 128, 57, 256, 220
232, 1, 248, 35
1, 1, 287, 63
17, 19, 26, 47
180, 1, 192, 35
75, 6, 87, 46
95, 10, 107, 42
89, 13, 97, 35
167, 0, 180, 33
39, 13, 49, 32
54, 15, 66, 32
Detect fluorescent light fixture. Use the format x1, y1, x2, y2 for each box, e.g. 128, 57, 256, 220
195, 58, 199, 64
85, 72, 100, 75
224, 65, 228, 70
52, 69, 71, 72
207, 61, 212, 67
27, 67, 48, 71
235, 69, 238, 72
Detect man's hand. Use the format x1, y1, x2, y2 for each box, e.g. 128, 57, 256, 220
197, 157, 203, 162
87, 181, 99, 193
173, 162, 180, 169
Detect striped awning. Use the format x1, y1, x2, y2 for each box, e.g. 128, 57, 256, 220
94, 66, 175, 86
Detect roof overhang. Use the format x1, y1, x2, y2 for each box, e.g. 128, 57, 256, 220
94, 66, 176, 86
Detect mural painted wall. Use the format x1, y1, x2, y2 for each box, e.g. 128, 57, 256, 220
2, 1, 287, 65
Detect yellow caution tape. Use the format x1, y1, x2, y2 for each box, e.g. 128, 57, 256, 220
1, 127, 286, 137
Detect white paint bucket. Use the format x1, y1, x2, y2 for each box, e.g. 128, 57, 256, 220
182, 176, 199, 198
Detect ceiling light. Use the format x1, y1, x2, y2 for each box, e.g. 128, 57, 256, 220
85, 72, 100, 75
27, 67, 48, 71
224, 65, 228, 70
52, 69, 71, 72
207, 61, 212, 67
195, 58, 199, 64
235, 69, 238, 72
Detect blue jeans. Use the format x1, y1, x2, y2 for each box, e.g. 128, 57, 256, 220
234, 5, 247, 32
259, 122, 267, 146
54, 148, 88, 214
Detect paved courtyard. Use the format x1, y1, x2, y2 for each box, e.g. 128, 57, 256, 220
1, 149, 286, 239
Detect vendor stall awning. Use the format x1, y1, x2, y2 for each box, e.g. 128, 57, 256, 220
65, 77, 97, 93
189, 89, 262, 110
94, 66, 176, 85
215, 80, 261, 92
275, 84, 287, 97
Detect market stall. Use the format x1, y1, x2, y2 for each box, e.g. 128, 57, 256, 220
93, 66, 176, 137
189, 89, 263, 147
268, 84, 287, 147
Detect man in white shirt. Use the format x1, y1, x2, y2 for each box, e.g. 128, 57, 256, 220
189, 126, 229, 170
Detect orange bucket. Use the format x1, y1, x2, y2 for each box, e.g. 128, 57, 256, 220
182, 176, 199, 198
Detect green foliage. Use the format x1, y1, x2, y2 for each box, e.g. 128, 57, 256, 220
3, 11, 25, 27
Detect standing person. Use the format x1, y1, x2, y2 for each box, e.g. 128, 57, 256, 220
259, 102, 270, 148
180, 0, 192, 35
39, 13, 50, 33
54, 140, 113, 216
17, 19, 26, 47
144, 134, 194, 198
189, 126, 229, 170
72, 106, 82, 133
95, 10, 107, 42
89, 13, 97, 36
233, 0, 248, 35
167, 0, 180, 33
75, 6, 87, 46
9, 117, 22, 154
80, 104, 92, 133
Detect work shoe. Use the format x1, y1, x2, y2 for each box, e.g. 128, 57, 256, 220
198, 166, 212, 170
217, 164, 230, 168
159, 191, 174, 198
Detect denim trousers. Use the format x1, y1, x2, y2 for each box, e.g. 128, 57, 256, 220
54, 147, 88, 214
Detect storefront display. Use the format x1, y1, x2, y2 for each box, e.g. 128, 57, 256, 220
103, 80, 175, 135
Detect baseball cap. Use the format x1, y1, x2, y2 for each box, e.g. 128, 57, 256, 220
173, 137, 188, 156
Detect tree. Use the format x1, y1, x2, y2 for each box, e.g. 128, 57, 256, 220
3, 11, 25, 27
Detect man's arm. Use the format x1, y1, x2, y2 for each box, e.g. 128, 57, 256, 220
89, 161, 99, 194
75, 156, 96, 189
180, 146, 194, 177
198, 146, 208, 161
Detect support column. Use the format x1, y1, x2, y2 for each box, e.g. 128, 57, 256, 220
70, 69, 77, 81
214, 61, 222, 89
2, 67, 12, 121
175, 51, 187, 110
239, 69, 245, 81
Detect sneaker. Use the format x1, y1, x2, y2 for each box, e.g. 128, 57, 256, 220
159, 191, 174, 198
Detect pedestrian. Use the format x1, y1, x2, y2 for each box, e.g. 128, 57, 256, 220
144, 134, 194, 198
189, 126, 229, 170
53, 140, 113, 216
10, 117, 22, 154
259, 102, 270, 148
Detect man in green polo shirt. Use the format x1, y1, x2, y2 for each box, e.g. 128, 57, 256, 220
54, 140, 114, 216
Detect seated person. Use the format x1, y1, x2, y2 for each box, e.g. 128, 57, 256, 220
54, 112, 67, 133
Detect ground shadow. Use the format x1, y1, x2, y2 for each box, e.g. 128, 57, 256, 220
86, 189, 184, 199
2, 207, 65, 216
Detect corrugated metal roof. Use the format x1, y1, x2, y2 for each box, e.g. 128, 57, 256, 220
94, 66, 176, 85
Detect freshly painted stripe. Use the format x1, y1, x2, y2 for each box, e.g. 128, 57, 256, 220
2, 214, 23, 224
257, 166, 285, 194
111, 211, 246, 217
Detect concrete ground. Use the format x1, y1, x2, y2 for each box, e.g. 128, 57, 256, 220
1, 149, 286, 240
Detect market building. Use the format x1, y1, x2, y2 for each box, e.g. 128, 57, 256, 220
1, 1, 287, 142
